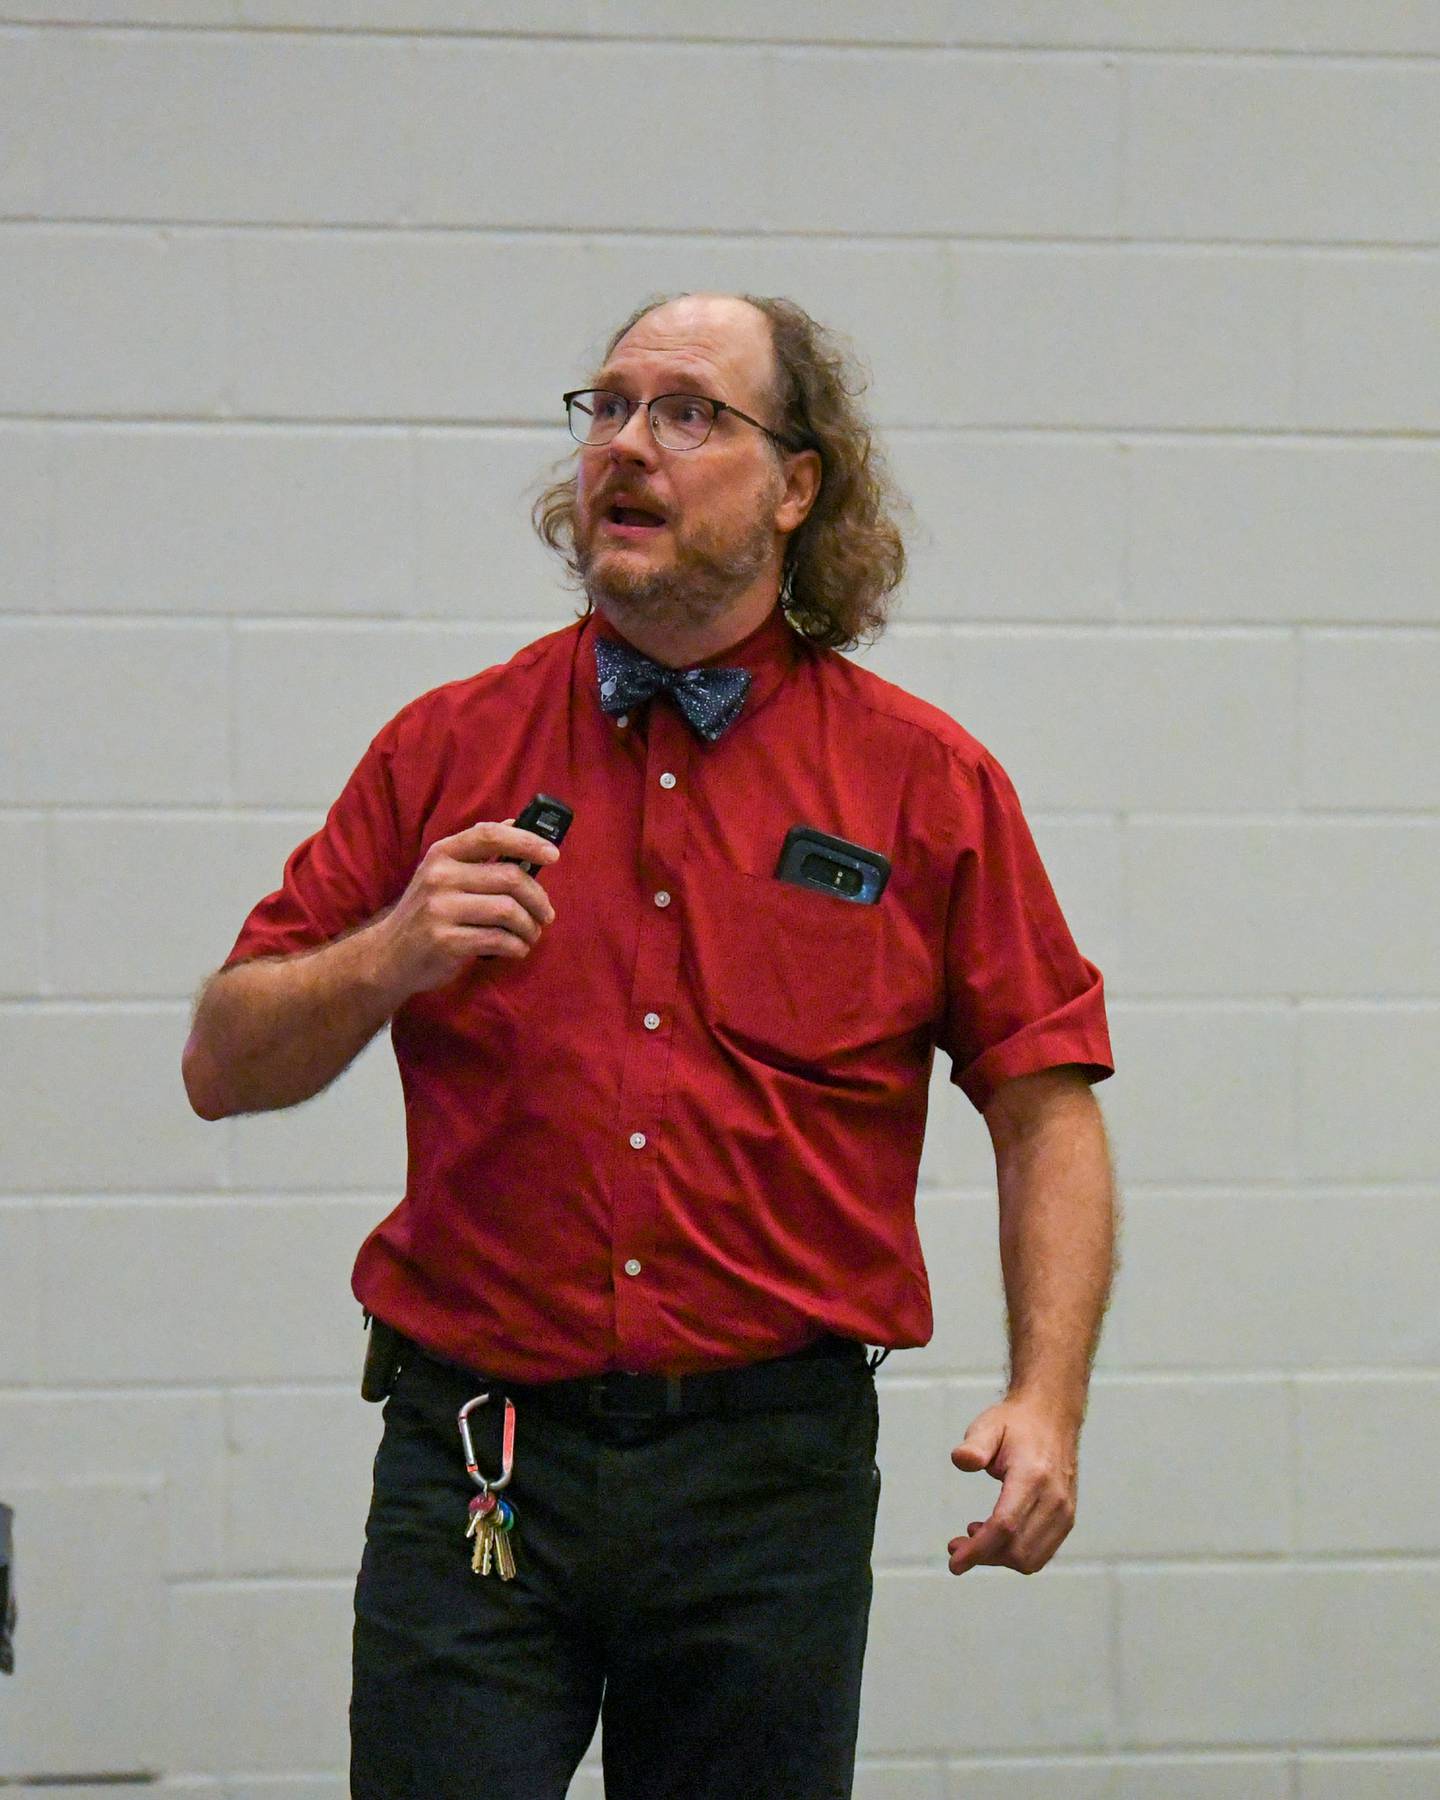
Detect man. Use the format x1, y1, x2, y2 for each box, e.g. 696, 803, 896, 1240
182, 292, 1117, 1799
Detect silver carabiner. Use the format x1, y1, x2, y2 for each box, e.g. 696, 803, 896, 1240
458, 1392, 515, 1495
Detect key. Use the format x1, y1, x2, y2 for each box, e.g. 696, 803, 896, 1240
493, 1498, 517, 1582
467, 1492, 497, 1577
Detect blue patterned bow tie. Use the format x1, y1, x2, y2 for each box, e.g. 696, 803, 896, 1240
594, 635, 753, 744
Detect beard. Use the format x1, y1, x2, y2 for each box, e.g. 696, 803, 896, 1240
576, 500, 780, 635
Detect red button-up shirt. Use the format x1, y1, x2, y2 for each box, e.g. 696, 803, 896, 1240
223, 604, 1113, 1381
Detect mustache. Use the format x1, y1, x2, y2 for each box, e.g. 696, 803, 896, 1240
592, 487, 670, 520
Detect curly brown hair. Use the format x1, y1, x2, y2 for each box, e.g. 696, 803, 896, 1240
532, 293, 909, 651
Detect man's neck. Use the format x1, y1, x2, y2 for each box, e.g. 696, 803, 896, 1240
594, 586, 779, 668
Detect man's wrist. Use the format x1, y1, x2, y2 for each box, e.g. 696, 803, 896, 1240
347, 910, 411, 1018
1003, 1380, 1087, 1434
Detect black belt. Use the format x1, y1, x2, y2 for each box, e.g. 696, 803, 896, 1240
403, 1333, 873, 1421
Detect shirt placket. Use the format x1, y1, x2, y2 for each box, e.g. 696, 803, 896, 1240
611, 699, 694, 1364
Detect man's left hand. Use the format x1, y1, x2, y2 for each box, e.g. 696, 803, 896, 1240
947, 1396, 1079, 1577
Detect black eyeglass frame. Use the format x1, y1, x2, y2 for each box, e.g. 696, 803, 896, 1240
562, 388, 805, 454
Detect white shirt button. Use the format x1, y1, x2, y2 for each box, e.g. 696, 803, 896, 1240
643, 1012, 661, 1031
654, 890, 671, 908
659, 772, 677, 789
616, 714, 629, 728
629, 1131, 647, 1149
624, 1258, 642, 1277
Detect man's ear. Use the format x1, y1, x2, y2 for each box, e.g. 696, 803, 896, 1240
774, 448, 822, 535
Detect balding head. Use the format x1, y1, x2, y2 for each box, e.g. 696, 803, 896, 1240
602, 293, 782, 427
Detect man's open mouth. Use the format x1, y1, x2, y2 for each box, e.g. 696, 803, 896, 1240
605, 504, 667, 530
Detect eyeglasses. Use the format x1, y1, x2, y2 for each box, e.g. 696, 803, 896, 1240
563, 388, 800, 454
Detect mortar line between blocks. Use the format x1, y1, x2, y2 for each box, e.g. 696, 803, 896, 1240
3, 411, 1438, 442
4, 19, 1440, 58
7, 214, 1440, 254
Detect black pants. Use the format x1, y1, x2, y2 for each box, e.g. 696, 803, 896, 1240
351, 1344, 881, 1800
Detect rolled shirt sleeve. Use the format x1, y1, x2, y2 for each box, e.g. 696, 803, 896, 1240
222, 710, 414, 970
936, 750, 1114, 1114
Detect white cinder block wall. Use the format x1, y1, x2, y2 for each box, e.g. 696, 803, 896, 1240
2, 4, 1438, 1796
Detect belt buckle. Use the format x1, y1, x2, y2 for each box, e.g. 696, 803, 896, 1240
588, 1371, 684, 1419
589, 1371, 654, 1420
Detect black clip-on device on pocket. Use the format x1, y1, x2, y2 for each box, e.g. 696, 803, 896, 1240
775, 826, 890, 905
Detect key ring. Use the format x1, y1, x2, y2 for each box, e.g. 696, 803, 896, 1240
458, 1392, 515, 1495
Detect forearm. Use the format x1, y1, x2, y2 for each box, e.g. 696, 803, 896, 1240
181, 913, 405, 1120
994, 1090, 1118, 1430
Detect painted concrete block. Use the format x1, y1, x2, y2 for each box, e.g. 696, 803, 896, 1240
224, 1386, 383, 1576
874, 1377, 953, 1568
945, 1756, 1290, 1800
1100, 1191, 1440, 1372
0, 815, 45, 995
889, 433, 1126, 625
1301, 630, 1440, 811
0, 1481, 164, 1779
1299, 1007, 1440, 1182
854, 1762, 946, 1800
1, 1005, 225, 1191
1066, 1377, 1289, 1559
1300, 1753, 1440, 1799
946, 3, 1440, 52
1099, 1004, 1294, 1183
1126, 62, 1440, 244
416, 429, 575, 620
0, 1387, 226, 1576
0, 227, 228, 415
0, 1203, 43, 1382
945, 247, 1296, 430
1117, 1565, 1300, 1744
0, 33, 412, 223
0, 426, 51, 609
52, 426, 416, 617
862, 1567, 1111, 1753
1298, 257, 1440, 430
0, 620, 228, 805
907, 1194, 1010, 1376
1292, 1566, 1440, 1742
1128, 443, 1440, 627
1294, 1375, 1440, 1553
772, 50, 1120, 237
414, 41, 769, 232
39, 1196, 383, 1383
1124, 822, 1440, 999
167, 1579, 352, 1770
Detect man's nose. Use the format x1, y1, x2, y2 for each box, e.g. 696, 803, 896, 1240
607, 403, 660, 467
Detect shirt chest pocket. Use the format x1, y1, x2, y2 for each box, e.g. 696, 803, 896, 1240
687, 864, 909, 1069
